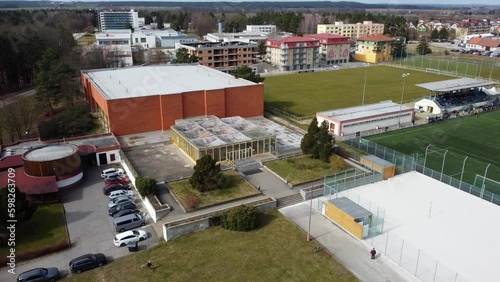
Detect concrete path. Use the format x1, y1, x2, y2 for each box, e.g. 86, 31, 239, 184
280, 200, 416, 282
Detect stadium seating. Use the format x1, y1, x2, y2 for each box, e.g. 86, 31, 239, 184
434, 91, 490, 109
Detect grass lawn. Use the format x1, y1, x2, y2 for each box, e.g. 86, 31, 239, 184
264, 65, 453, 117
366, 110, 500, 193
64, 211, 358, 282
168, 170, 259, 210
0, 203, 67, 256
265, 155, 352, 185
76, 33, 96, 46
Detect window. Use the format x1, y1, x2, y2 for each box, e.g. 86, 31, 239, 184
110, 154, 116, 162
140, 38, 146, 43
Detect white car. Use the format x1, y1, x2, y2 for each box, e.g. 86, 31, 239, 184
109, 190, 134, 200
108, 196, 134, 209
113, 229, 147, 247
101, 168, 125, 179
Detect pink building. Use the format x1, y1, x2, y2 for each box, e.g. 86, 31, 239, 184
304, 34, 351, 65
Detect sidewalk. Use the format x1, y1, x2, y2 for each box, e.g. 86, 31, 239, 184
280, 201, 416, 282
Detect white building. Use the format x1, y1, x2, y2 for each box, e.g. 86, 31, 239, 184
246, 25, 277, 34
95, 29, 132, 45
316, 101, 414, 137
99, 9, 144, 31
317, 21, 385, 40
204, 31, 270, 44
132, 30, 157, 49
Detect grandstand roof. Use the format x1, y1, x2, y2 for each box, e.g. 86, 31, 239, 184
416, 78, 496, 92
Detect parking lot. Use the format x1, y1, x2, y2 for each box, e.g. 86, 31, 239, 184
0, 165, 159, 281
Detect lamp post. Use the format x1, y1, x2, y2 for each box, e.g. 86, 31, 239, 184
398, 73, 410, 127
307, 180, 315, 241
362, 63, 370, 106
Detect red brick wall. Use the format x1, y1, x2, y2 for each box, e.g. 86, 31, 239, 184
225, 84, 264, 117
182, 91, 205, 117
161, 94, 184, 130
107, 96, 161, 136
204, 89, 226, 117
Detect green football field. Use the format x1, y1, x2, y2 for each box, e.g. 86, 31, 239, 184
366, 110, 500, 193
263, 65, 453, 117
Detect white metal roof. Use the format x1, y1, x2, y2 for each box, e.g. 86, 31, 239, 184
317, 101, 413, 122
83, 65, 256, 100
334, 171, 500, 282
416, 78, 496, 92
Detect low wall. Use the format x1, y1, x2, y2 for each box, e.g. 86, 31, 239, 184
143, 194, 171, 223
163, 197, 277, 242
300, 186, 325, 200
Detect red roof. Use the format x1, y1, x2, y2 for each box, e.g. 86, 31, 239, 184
357, 34, 395, 42
481, 39, 500, 47
0, 155, 24, 171
467, 37, 483, 45
267, 36, 318, 44
0, 167, 58, 195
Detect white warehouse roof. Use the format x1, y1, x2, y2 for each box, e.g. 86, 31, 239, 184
82, 64, 256, 100
317, 101, 413, 122
416, 78, 496, 92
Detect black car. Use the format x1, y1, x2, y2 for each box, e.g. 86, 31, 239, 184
103, 183, 130, 195
108, 201, 137, 216
69, 253, 106, 274
17, 267, 59, 282
113, 208, 141, 218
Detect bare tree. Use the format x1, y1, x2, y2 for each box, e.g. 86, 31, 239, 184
0, 100, 23, 142
15, 98, 39, 137
192, 13, 217, 37
300, 14, 320, 34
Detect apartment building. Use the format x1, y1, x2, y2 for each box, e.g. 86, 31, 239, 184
246, 25, 277, 34
176, 41, 258, 71
354, 34, 395, 63
265, 36, 319, 71
303, 34, 350, 65
99, 9, 144, 31
317, 21, 384, 40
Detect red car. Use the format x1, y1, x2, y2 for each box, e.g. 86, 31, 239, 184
104, 177, 128, 187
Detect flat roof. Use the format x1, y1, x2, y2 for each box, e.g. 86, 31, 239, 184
328, 197, 371, 219
317, 101, 413, 122
83, 65, 256, 100
416, 78, 496, 92
24, 144, 78, 161
334, 171, 500, 282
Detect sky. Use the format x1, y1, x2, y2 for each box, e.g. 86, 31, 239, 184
24, 0, 499, 6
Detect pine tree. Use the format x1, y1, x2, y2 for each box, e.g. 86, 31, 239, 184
190, 155, 224, 192
301, 117, 319, 155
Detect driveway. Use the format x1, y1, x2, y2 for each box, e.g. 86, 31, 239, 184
0, 165, 159, 281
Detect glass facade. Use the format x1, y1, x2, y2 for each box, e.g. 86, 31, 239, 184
172, 128, 276, 162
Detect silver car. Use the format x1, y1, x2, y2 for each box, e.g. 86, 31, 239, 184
108, 196, 134, 209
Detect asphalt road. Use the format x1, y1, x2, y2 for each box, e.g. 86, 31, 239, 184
0, 165, 159, 282
0, 88, 36, 107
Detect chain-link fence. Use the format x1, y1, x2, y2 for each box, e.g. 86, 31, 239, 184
344, 138, 500, 206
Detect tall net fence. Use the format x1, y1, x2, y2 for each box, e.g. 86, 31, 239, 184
344, 138, 500, 206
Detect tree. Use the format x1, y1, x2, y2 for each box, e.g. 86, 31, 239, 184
135, 176, 157, 197
301, 118, 334, 162
431, 29, 439, 40
0, 186, 37, 224
157, 17, 164, 29
35, 48, 67, 116
172, 48, 198, 63
230, 66, 264, 83
190, 155, 224, 192
416, 38, 431, 55
221, 205, 260, 232
438, 28, 449, 41
257, 41, 266, 55
392, 40, 407, 59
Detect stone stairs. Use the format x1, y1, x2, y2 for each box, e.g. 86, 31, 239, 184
277, 193, 304, 209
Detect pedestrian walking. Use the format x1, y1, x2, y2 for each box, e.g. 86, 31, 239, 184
370, 248, 377, 259
146, 260, 153, 272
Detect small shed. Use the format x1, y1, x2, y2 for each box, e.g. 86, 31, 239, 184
360, 155, 395, 179
322, 197, 372, 239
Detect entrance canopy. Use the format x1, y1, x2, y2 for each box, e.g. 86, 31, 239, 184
416, 78, 496, 93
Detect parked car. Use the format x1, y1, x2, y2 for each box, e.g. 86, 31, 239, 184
113, 209, 141, 218
113, 213, 146, 232
69, 253, 106, 274
108, 196, 134, 209
109, 201, 137, 216
103, 183, 130, 196
109, 189, 134, 200
104, 177, 128, 186
17, 267, 59, 282
101, 168, 124, 178
113, 229, 147, 247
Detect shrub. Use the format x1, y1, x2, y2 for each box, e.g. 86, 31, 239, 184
221, 205, 260, 232
330, 155, 348, 171
185, 194, 200, 210
38, 106, 95, 140
135, 176, 156, 197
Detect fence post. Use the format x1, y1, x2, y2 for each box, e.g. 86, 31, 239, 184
440, 150, 449, 181
459, 156, 468, 189
384, 231, 390, 254
423, 144, 432, 169
414, 249, 420, 276
480, 164, 491, 199
399, 239, 405, 265
433, 261, 439, 282
383, 147, 386, 160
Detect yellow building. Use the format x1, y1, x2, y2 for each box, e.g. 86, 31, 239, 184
317, 21, 384, 40
322, 197, 372, 239
354, 34, 395, 63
